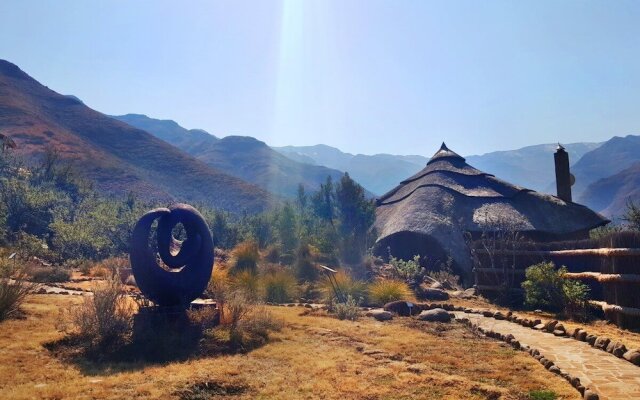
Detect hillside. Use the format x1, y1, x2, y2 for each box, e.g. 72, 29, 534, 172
569, 135, 640, 199
579, 162, 640, 217
113, 115, 347, 198
0, 60, 271, 213
274, 144, 428, 195
467, 142, 602, 193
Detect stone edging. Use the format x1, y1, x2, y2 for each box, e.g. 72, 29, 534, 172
456, 316, 600, 400
447, 304, 640, 370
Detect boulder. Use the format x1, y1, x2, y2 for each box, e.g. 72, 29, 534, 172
417, 308, 452, 322
368, 309, 393, 321
534, 323, 546, 330
583, 389, 599, 400
544, 320, 558, 332
384, 301, 418, 317
420, 288, 449, 301
549, 366, 561, 374
493, 312, 506, 320
553, 330, 567, 337
606, 341, 627, 357
576, 330, 588, 341
586, 335, 597, 345
623, 349, 640, 365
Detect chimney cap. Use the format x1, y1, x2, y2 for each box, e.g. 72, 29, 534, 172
556, 143, 565, 151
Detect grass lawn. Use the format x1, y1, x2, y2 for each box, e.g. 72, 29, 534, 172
0, 295, 579, 399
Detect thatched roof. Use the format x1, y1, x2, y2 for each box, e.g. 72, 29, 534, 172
374, 143, 610, 277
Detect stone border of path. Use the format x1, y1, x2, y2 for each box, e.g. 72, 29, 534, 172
449, 305, 640, 369
456, 316, 600, 400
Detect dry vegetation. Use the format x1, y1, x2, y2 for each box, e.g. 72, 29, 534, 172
0, 294, 582, 400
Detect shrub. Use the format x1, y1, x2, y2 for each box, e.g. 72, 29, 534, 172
208, 268, 231, 320
0, 271, 34, 321
229, 240, 259, 274
28, 266, 71, 283
428, 257, 461, 290
334, 295, 360, 321
294, 243, 318, 282
230, 270, 262, 300
263, 244, 281, 263
262, 270, 297, 303
68, 276, 133, 349
521, 262, 590, 319
320, 269, 367, 305
368, 279, 414, 306
236, 306, 283, 349
388, 254, 426, 284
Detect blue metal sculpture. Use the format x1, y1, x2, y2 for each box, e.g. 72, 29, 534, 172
130, 203, 214, 307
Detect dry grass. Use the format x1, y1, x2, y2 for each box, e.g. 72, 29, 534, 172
0, 294, 581, 399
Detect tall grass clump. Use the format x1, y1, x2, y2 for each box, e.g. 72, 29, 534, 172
368, 279, 414, 306
294, 243, 318, 282
262, 270, 297, 303
320, 269, 367, 305
0, 269, 35, 321
68, 276, 133, 349
229, 240, 259, 274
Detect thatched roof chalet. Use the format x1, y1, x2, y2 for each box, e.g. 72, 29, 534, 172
374, 143, 609, 281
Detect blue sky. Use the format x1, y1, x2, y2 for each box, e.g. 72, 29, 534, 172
1, 0, 639, 156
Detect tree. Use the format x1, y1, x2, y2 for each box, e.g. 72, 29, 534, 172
312, 176, 334, 224
335, 173, 376, 264
277, 203, 298, 254
623, 199, 640, 231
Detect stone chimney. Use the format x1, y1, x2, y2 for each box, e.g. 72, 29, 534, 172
554, 144, 572, 202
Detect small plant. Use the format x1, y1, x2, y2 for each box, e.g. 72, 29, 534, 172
333, 295, 360, 321
528, 390, 557, 400
262, 270, 297, 303
368, 279, 414, 306
562, 278, 590, 321
229, 240, 260, 274
67, 276, 133, 349
427, 257, 461, 290
0, 270, 35, 321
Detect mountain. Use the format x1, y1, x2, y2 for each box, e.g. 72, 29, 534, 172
571, 135, 640, 199
274, 145, 428, 195
112, 115, 347, 198
580, 162, 640, 217
113, 113, 218, 154
0, 59, 271, 213
466, 142, 602, 193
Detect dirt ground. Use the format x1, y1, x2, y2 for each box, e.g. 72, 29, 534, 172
0, 295, 581, 400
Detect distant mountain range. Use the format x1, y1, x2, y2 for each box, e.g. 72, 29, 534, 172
112, 115, 348, 198
2, 58, 639, 219
0, 59, 271, 213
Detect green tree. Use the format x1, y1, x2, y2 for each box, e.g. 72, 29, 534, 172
624, 199, 640, 231
277, 203, 298, 254
335, 173, 376, 264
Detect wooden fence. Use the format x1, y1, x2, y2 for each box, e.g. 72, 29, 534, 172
471, 232, 640, 329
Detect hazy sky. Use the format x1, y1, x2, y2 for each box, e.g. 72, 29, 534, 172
1, 1, 639, 157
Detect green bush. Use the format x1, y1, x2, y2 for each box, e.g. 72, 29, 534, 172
368, 279, 414, 306
521, 262, 590, 319
262, 270, 297, 303
388, 254, 426, 284
29, 266, 71, 283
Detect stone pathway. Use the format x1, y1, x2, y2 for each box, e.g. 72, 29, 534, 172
455, 312, 640, 400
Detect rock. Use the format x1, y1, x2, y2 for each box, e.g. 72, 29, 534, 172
384, 301, 418, 317
553, 330, 567, 337
594, 337, 611, 350
544, 320, 558, 332
417, 308, 451, 322
583, 389, 599, 400
504, 334, 515, 343
576, 330, 588, 341
430, 282, 443, 289
554, 323, 565, 333
463, 287, 476, 297
36, 287, 47, 294
511, 340, 520, 349
570, 377, 581, 388
59, 291, 69, 295
534, 323, 546, 330
605, 341, 626, 357
623, 349, 640, 365
419, 288, 449, 301
368, 310, 393, 321
493, 312, 506, 320
586, 335, 597, 345
549, 366, 561, 374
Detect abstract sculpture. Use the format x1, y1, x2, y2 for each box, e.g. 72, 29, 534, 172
130, 203, 214, 307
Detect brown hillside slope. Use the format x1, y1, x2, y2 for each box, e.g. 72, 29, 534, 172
0, 60, 272, 213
